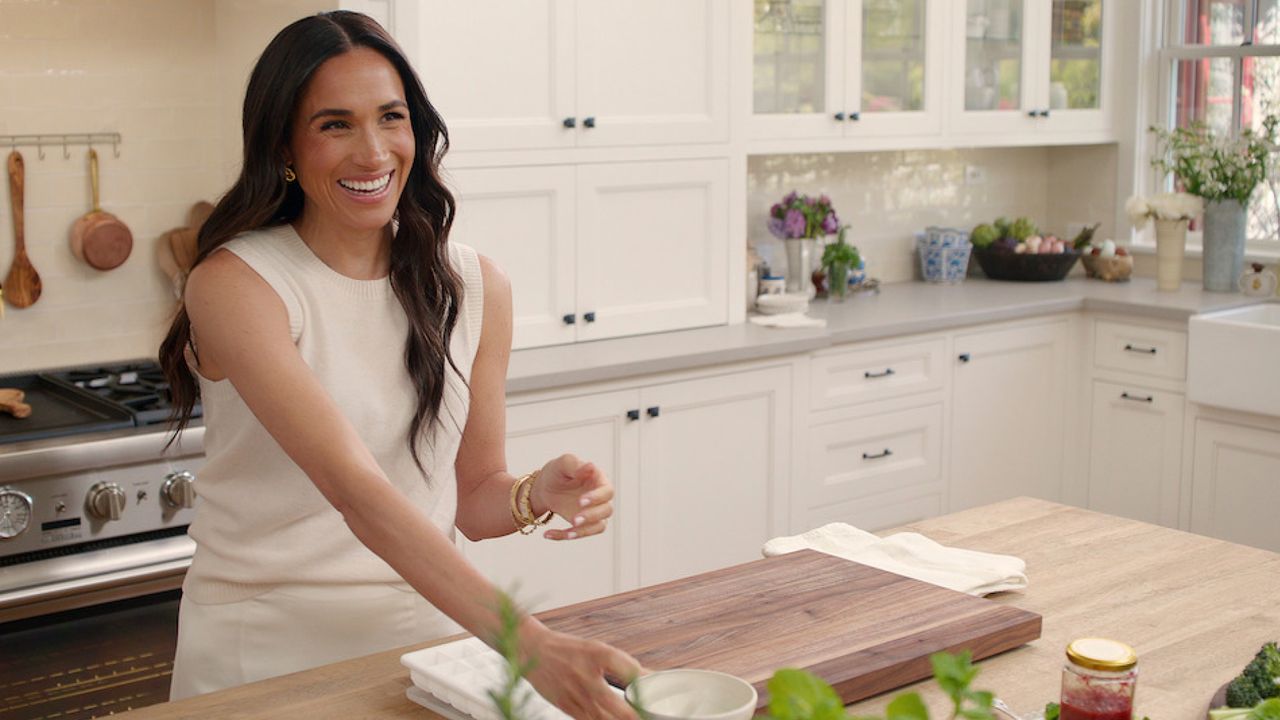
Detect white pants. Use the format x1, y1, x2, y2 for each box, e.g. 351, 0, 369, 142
169, 583, 461, 700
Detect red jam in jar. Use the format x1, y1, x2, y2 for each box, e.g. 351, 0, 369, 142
1060, 638, 1138, 720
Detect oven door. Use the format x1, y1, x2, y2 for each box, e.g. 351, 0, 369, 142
0, 589, 180, 720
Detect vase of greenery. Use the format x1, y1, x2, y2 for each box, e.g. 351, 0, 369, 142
769, 191, 841, 296
821, 226, 860, 302
1149, 118, 1277, 292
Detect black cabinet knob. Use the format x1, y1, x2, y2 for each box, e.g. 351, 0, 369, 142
563, 313, 576, 325
958, 353, 971, 363
563, 117, 577, 128
646, 406, 660, 418
1027, 109, 1039, 117
834, 112, 846, 121
626, 409, 640, 421
583, 116, 596, 128
1041, 109, 1051, 118
584, 311, 596, 323
849, 111, 860, 121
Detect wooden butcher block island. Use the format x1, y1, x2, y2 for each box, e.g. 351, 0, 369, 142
117, 498, 1280, 719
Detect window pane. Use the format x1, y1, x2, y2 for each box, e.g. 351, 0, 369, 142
754, 0, 828, 115
1176, 0, 1247, 45
1171, 57, 1234, 134
1049, 0, 1102, 109
1242, 56, 1280, 241
862, 0, 926, 113
1258, 0, 1280, 44
965, 0, 1024, 111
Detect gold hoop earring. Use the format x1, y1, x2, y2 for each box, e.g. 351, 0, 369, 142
283, 166, 297, 183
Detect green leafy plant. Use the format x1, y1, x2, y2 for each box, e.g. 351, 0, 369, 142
1149, 118, 1279, 203
1210, 698, 1280, 720
822, 227, 861, 270
1225, 642, 1280, 708
489, 590, 536, 720
759, 651, 994, 720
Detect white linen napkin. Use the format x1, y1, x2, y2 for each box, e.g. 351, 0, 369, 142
761, 522, 1027, 596
748, 312, 827, 328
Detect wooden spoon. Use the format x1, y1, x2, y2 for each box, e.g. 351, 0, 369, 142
4, 151, 41, 308
0, 388, 32, 419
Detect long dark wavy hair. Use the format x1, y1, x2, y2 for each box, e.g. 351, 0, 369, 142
159, 11, 462, 472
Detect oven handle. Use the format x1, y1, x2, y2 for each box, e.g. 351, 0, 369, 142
0, 557, 191, 622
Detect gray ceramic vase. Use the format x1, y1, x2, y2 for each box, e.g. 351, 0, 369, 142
1201, 199, 1247, 292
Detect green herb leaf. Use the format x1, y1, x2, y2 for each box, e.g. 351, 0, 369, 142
1253, 698, 1280, 719
766, 669, 848, 720
1044, 701, 1061, 720
885, 692, 930, 720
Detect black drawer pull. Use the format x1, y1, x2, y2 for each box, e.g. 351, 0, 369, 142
1120, 392, 1154, 403
862, 448, 893, 460
562, 117, 576, 128
834, 112, 846, 121
626, 409, 640, 421
562, 313, 576, 325
958, 353, 971, 363
584, 311, 596, 323
864, 368, 895, 379
1123, 344, 1157, 355
646, 406, 660, 418
583, 116, 596, 128
849, 111, 860, 121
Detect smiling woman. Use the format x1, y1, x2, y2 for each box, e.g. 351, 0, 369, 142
155, 11, 640, 720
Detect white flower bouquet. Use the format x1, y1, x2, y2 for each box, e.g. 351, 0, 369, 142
1125, 192, 1203, 227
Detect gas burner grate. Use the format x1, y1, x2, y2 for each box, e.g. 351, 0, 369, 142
47, 361, 200, 427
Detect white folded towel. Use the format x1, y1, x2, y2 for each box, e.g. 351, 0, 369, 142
748, 312, 827, 328
761, 522, 1027, 597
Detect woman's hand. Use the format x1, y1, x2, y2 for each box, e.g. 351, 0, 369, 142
533, 454, 614, 541
521, 622, 641, 720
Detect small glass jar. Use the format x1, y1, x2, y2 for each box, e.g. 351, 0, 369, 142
1060, 638, 1138, 720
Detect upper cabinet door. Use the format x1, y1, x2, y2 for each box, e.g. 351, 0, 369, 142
574, 159, 729, 342
949, 0, 1042, 135
749, 0, 847, 139
1038, 0, 1109, 134
445, 165, 578, 350
574, 0, 729, 147
413, 1, 576, 152
846, 0, 944, 136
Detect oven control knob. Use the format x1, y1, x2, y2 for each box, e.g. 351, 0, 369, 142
161, 471, 197, 509
86, 482, 127, 521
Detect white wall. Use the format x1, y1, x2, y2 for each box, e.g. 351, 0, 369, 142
0, 0, 331, 375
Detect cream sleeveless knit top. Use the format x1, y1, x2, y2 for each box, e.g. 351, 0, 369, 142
183, 223, 483, 604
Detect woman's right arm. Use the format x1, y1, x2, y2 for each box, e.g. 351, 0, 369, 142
183, 250, 639, 719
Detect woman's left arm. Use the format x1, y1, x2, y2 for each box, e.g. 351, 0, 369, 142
454, 254, 616, 542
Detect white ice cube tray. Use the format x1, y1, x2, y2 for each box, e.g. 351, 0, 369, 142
402, 636, 623, 720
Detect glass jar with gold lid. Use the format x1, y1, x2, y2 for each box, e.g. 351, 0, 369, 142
1060, 638, 1138, 720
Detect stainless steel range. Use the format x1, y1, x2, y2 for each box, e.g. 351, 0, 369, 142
0, 360, 204, 719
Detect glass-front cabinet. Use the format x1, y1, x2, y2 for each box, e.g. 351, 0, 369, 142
750, 0, 943, 140
950, 0, 1109, 137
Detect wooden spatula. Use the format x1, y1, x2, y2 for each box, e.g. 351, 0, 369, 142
5, 151, 42, 308
0, 388, 32, 418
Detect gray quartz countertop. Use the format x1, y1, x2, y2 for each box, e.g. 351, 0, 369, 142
506, 277, 1263, 394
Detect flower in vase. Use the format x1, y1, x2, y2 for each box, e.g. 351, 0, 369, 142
1126, 192, 1203, 227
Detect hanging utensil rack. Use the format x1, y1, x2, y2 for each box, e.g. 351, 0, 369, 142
1, 133, 123, 160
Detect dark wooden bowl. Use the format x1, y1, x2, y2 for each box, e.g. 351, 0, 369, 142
972, 246, 1080, 282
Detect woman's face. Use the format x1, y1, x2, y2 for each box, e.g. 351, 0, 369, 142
286, 47, 415, 237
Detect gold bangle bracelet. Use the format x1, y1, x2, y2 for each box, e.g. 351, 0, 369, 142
509, 473, 530, 531
516, 470, 553, 535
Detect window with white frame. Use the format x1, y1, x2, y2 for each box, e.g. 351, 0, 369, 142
1157, 0, 1280, 246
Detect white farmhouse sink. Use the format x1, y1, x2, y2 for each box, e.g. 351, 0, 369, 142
1188, 301, 1280, 417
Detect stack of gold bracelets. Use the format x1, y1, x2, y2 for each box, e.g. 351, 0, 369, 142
510, 470, 554, 535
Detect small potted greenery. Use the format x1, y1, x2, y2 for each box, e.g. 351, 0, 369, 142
821, 226, 860, 302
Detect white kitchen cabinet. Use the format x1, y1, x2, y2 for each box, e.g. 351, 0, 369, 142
1190, 418, 1280, 553
948, 0, 1112, 140
1086, 380, 1184, 527
748, 0, 945, 140
411, 0, 728, 153
636, 365, 792, 586
447, 158, 729, 349
467, 362, 791, 604
949, 318, 1069, 511
459, 390, 639, 612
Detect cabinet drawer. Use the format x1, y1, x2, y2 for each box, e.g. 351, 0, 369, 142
810, 337, 947, 410
802, 404, 943, 510
1094, 320, 1187, 380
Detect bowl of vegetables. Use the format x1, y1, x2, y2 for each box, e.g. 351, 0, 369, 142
970, 217, 1083, 282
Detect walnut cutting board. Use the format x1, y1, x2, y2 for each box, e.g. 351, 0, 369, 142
537, 549, 1041, 710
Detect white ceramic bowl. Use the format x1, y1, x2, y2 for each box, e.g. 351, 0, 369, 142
625, 669, 757, 720
754, 292, 809, 315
